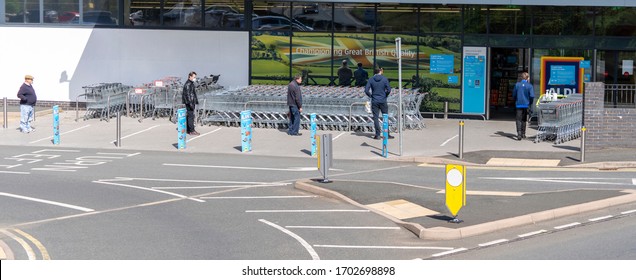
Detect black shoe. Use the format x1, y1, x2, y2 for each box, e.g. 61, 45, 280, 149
373, 135, 380, 140
387, 135, 395, 139
516, 135, 522, 141
291, 133, 302, 136
522, 134, 527, 139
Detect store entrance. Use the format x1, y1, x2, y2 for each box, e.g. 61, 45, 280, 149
489, 48, 529, 120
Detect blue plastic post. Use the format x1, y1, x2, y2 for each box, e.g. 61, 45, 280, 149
310, 113, 317, 156
241, 110, 252, 152
177, 108, 186, 149
382, 113, 388, 158
53, 105, 60, 145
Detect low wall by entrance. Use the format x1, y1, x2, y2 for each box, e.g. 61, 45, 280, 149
584, 82, 636, 149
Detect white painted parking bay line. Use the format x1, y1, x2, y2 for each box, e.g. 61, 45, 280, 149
93, 180, 205, 202
440, 135, 458, 147
0, 192, 94, 212
187, 127, 221, 142
164, 163, 323, 172
314, 245, 454, 250
260, 219, 320, 260
286, 226, 401, 230
202, 195, 317, 199
29, 124, 91, 143
333, 132, 346, 140
589, 215, 613, 222
0, 170, 30, 174
554, 222, 581, 230
518, 230, 548, 238
110, 125, 159, 143
479, 239, 509, 247
246, 209, 370, 213
110, 177, 275, 185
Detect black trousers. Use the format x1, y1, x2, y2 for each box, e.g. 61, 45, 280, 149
372, 102, 389, 137
186, 108, 195, 133
515, 108, 528, 137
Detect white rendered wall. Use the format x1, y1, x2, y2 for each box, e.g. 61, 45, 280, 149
0, 26, 249, 102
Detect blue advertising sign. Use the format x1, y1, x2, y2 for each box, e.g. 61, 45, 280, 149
548, 65, 576, 85
310, 113, 317, 157
382, 113, 388, 158
448, 75, 459, 84
580, 60, 591, 69
241, 110, 252, 152
177, 108, 186, 149
430, 54, 454, 74
461, 47, 487, 114
53, 105, 60, 145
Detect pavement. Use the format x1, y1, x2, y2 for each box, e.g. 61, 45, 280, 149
2, 108, 636, 240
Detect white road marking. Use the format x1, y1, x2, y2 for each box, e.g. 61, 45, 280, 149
163, 163, 332, 172
29, 125, 91, 143
0, 170, 30, 174
481, 177, 634, 186
333, 132, 346, 140
431, 248, 468, 257
92, 180, 205, 202
13, 229, 50, 260
97, 152, 141, 157
108, 177, 274, 185
155, 183, 289, 190
0, 192, 94, 212
518, 230, 548, 238
186, 128, 222, 143
554, 222, 581, 230
110, 125, 159, 143
259, 219, 320, 260
246, 209, 370, 213
633, 178, 636, 185
440, 134, 458, 147
314, 244, 454, 250
478, 239, 509, 247
621, 209, 636, 215
436, 190, 524, 196
202, 195, 317, 199
0, 229, 36, 260
286, 226, 401, 230
589, 215, 613, 222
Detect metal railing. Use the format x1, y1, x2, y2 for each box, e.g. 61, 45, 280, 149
605, 84, 636, 109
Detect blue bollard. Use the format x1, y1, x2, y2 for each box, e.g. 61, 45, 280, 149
241, 110, 252, 152
382, 113, 388, 158
177, 108, 186, 149
53, 105, 60, 145
310, 113, 317, 156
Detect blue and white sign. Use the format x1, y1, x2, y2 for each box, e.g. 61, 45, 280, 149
177, 108, 186, 149
431, 54, 455, 74
382, 114, 388, 158
549, 65, 576, 85
53, 105, 60, 145
448, 75, 459, 84
461, 47, 487, 114
580, 60, 591, 69
241, 110, 252, 152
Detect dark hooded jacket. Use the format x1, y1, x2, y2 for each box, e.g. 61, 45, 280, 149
364, 74, 391, 103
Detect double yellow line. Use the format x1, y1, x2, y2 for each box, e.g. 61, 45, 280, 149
0, 229, 50, 260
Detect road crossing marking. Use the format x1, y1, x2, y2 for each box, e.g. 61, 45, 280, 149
0, 192, 94, 212
259, 219, 320, 260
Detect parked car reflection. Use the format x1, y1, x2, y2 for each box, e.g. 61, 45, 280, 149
252, 15, 314, 31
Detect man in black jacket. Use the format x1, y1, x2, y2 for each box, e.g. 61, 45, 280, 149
287, 74, 303, 136
182, 71, 199, 135
17, 75, 37, 133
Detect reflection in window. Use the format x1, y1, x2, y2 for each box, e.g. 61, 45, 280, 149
419, 35, 462, 113
376, 4, 418, 33
204, 0, 246, 29
292, 32, 334, 85
292, 2, 331, 32
128, 0, 161, 26
82, 0, 118, 25
420, 4, 461, 34
532, 6, 592, 35
331, 33, 374, 86
489, 6, 529, 35
463, 6, 486, 34
250, 31, 291, 85
6, 0, 46, 23
252, 1, 291, 32
161, 0, 201, 27
333, 2, 373, 32
596, 7, 636, 37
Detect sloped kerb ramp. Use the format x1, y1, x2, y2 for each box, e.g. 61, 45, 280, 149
294, 179, 636, 240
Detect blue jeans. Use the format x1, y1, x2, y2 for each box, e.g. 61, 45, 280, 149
20, 104, 34, 133
288, 106, 301, 135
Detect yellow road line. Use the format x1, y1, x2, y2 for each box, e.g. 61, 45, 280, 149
0, 229, 36, 260
14, 229, 50, 260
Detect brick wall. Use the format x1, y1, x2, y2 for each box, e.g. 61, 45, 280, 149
584, 82, 636, 149
2, 98, 85, 111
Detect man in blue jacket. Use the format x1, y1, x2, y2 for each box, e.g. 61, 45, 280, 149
365, 68, 393, 140
17, 75, 37, 133
512, 72, 535, 141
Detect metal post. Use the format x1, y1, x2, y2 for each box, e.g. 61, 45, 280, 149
2, 97, 7, 128
459, 120, 464, 159
116, 111, 121, 147
444, 101, 449, 120
395, 37, 403, 156
580, 126, 586, 162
